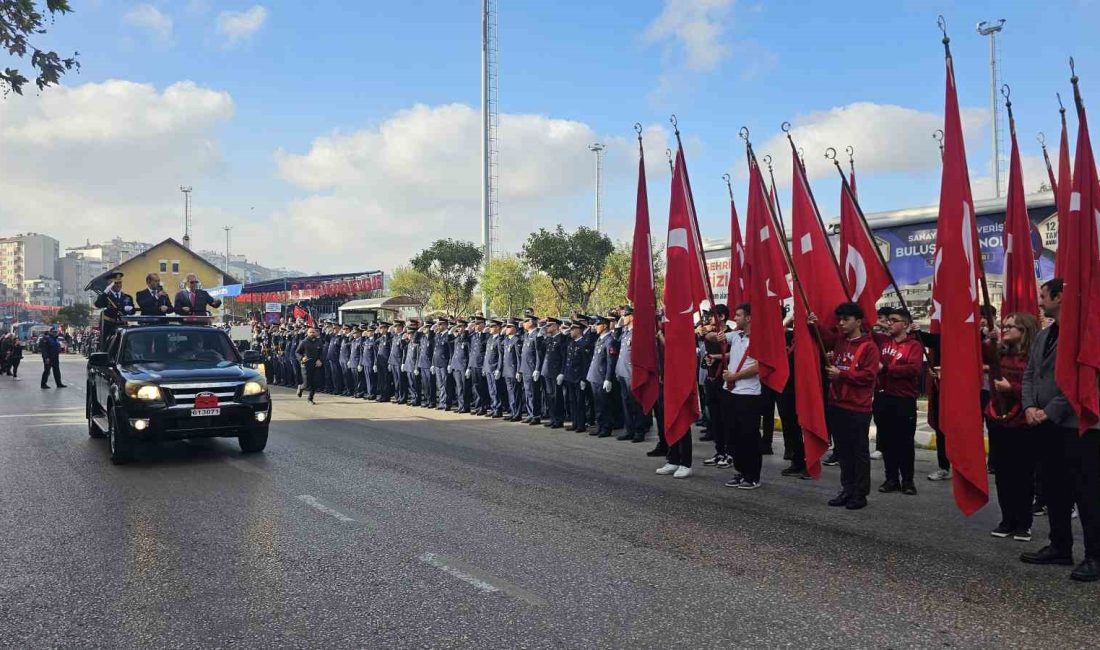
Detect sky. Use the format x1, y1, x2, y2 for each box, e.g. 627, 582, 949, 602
1, 0, 1098, 275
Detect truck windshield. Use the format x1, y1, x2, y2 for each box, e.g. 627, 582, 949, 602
120, 330, 240, 366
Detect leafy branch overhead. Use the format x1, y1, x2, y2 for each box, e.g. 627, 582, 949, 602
1, 0, 80, 96
410, 239, 484, 317
522, 226, 613, 312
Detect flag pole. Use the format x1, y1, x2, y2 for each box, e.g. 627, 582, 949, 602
762, 154, 789, 243
665, 148, 674, 174
933, 130, 945, 161
635, 122, 657, 300
670, 114, 716, 307
1038, 129, 1057, 195
783, 123, 851, 298
742, 127, 827, 358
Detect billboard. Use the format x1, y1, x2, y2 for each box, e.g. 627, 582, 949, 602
703, 201, 1057, 319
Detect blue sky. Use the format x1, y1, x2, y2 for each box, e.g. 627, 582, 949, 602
3, 0, 1098, 273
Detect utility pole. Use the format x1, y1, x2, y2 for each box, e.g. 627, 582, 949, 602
222, 226, 232, 278
977, 19, 1006, 197
180, 186, 193, 249
481, 0, 499, 317
588, 143, 605, 232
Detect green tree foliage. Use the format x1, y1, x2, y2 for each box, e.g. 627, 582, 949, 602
480, 256, 532, 317
1, 1, 80, 95
522, 226, 613, 313
529, 272, 561, 317
388, 265, 435, 316
590, 241, 666, 314
410, 239, 483, 317
49, 302, 90, 327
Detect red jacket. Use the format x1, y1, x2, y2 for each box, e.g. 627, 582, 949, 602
984, 349, 1028, 428
874, 334, 924, 398
825, 332, 880, 413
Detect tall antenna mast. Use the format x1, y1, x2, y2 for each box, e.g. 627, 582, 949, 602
180, 186, 193, 249
977, 19, 1006, 197
481, 0, 500, 316
589, 143, 606, 232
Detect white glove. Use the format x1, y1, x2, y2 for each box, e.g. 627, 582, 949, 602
372, 365, 377, 372
414, 368, 420, 377
465, 368, 471, 378
493, 370, 501, 380
401, 363, 407, 371
123, 305, 134, 313
556, 374, 564, 386
603, 380, 613, 393
533, 370, 541, 381
447, 365, 452, 373
358, 365, 363, 372
580, 381, 587, 390
348, 362, 353, 369
515, 372, 522, 381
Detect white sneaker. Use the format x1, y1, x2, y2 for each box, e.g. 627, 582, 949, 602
656, 463, 679, 475
672, 466, 693, 479
870, 450, 883, 460
927, 469, 951, 481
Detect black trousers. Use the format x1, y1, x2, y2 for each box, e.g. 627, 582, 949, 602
544, 376, 564, 425
1037, 423, 1100, 558
760, 387, 777, 450
452, 369, 468, 411
776, 382, 803, 468
666, 429, 693, 467
470, 368, 486, 411
328, 360, 344, 394
505, 376, 522, 417
828, 406, 872, 498
705, 379, 729, 455
988, 421, 1037, 532
874, 393, 917, 484
522, 374, 540, 419
302, 360, 322, 400
618, 376, 644, 437
567, 382, 587, 430
731, 393, 765, 483
591, 381, 612, 433
40, 356, 62, 387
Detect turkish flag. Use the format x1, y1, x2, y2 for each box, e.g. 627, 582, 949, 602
1055, 112, 1072, 279
628, 151, 660, 413
1001, 112, 1040, 318
930, 49, 988, 515
744, 154, 791, 393
839, 179, 890, 325
292, 304, 307, 321
1055, 83, 1100, 432
727, 196, 746, 310
662, 146, 709, 446
790, 150, 849, 477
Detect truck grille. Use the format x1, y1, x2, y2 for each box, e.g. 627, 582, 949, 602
160, 381, 243, 407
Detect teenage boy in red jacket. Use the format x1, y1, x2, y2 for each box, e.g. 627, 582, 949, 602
873, 307, 924, 496
813, 302, 881, 510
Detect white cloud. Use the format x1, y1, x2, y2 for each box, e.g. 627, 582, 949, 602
124, 4, 174, 45
746, 101, 990, 188
272, 104, 671, 273
644, 0, 736, 72
216, 5, 268, 47
0, 80, 235, 251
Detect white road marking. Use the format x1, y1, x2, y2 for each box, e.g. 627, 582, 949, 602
295, 494, 356, 522
417, 552, 547, 606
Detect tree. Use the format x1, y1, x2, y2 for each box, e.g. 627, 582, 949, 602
480, 256, 532, 317
522, 225, 613, 313
1, 1, 80, 96
410, 239, 483, 317
388, 265, 435, 317
50, 302, 90, 327
529, 272, 561, 317
590, 240, 666, 314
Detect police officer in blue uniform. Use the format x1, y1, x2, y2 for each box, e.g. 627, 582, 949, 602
448, 319, 470, 413
519, 314, 544, 425
432, 318, 452, 410
325, 325, 343, 395
586, 315, 618, 437
501, 320, 523, 421
338, 325, 354, 396
347, 326, 364, 397
564, 319, 593, 433
416, 320, 435, 407
482, 319, 504, 417
468, 317, 488, 415
375, 322, 392, 401
404, 319, 421, 406
540, 317, 568, 429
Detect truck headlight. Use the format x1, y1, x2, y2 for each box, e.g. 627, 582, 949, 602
242, 380, 267, 396
125, 382, 162, 401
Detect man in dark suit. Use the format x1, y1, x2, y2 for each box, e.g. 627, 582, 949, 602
135, 272, 174, 317
93, 271, 135, 349
174, 273, 222, 317
39, 327, 66, 389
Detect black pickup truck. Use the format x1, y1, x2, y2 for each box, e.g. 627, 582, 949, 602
86, 323, 272, 464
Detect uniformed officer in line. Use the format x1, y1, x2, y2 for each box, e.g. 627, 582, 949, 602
93, 271, 135, 349
433, 318, 452, 410
384, 320, 405, 404
519, 314, 544, 425
447, 319, 469, 413
501, 319, 523, 421
285, 325, 300, 388
360, 324, 376, 399
585, 315, 618, 437
606, 309, 626, 431
324, 325, 342, 394
614, 306, 646, 442
564, 320, 593, 432
374, 321, 392, 401
482, 319, 504, 418
468, 317, 488, 415
347, 326, 363, 397
416, 320, 435, 407
338, 325, 355, 396
404, 319, 422, 406
540, 317, 568, 429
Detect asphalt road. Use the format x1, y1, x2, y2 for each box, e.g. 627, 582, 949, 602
1, 356, 1097, 649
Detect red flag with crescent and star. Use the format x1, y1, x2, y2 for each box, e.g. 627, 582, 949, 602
727, 195, 746, 310
628, 147, 660, 414
662, 146, 709, 446
839, 181, 890, 325
1001, 101, 1040, 319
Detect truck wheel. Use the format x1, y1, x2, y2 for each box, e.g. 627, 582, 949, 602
239, 427, 268, 453
87, 392, 106, 439
108, 405, 135, 464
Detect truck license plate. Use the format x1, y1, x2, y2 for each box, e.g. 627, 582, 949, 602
191, 408, 221, 417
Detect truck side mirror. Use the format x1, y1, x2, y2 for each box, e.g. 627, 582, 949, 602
242, 350, 262, 364
88, 352, 112, 368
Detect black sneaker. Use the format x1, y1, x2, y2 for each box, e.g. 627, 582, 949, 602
703, 454, 722, 466
828, 492, 850, 507
1032, 503, 1047, 517
822, 452, 839, 467
901, 482, 917, 495
845, 497, 868, 510
1012, 528, 1032, 542
646, 447, 667, 457
878, 480, 901, 493
781, 465, 807, 477
991, 523, 1013, 538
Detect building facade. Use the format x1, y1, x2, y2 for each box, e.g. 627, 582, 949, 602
24, 277, 62, 307
0, 233, 61, 301
58, 253, 109, 306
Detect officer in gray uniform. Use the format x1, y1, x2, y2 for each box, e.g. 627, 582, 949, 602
540, 316, 568, 428
482, 319, 504, 417
448, 319, 470, 413
347, 326, 363, 397
416, 320, 435, 407
403, 319, 421, 406
468, 317, 488, 415
519, 314, 544, 425
614, 306, 646, 442
433, 319, 452, 410
387, 320, 407, 403
501, 320, 523, 421
361, 324, 377, 399
375, 322, 392, 400
586, 315, 618, 437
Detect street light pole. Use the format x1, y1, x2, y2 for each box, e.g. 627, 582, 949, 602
588, 143, 605, 231
977, 19, 1006, 197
